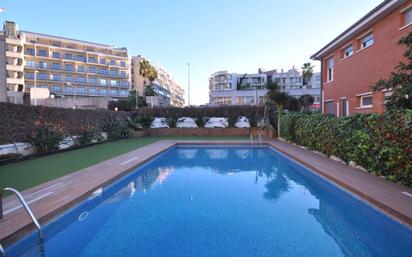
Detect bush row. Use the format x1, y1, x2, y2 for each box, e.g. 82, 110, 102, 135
280, 110, 412, 186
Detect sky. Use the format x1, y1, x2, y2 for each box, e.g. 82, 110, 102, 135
2, 0, 383, 105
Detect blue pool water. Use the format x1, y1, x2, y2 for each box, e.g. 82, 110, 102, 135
5, 146, 412, 257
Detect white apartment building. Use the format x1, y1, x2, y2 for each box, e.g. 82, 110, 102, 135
0, 21, 130, 109
209, 68, 321, 107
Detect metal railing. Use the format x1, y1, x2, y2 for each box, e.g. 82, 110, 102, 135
1, 188, 45, 257
0, 243, 5, 257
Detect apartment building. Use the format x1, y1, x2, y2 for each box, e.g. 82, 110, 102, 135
311, 0, 412, 116
209, 68, 321, 107
131, 55, 185, 107
0, 21, 130, 109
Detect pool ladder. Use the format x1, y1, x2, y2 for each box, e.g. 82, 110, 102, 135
250, 132, 263, 145
0, 187, 45, 257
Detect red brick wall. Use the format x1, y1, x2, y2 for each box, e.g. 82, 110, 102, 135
322, 1, 412, 115
132, 128, 251, 137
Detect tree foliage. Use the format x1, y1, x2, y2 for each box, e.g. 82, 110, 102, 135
372, 32, 412, 109
301, 62, 314, 86
298, 94, 315, 112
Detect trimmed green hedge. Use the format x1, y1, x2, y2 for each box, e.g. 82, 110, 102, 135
281, 110, 412, 186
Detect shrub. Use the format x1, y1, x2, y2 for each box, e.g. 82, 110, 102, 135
77, 127, 103, 145
29, 124, 64, 153
100, 115, 127, 140
127, 113, 153, 129
281, 110, 412, 186
0, 153, 22, 161
195, 115, 209, 128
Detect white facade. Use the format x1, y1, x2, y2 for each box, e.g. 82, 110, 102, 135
209, 68, 321, 107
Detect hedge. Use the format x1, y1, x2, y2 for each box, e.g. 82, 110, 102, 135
0, 103, 127, 144
280, 110, 412, 186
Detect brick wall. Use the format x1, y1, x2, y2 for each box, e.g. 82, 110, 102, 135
133, 128, 251, 137
321, 1, 412, 115
0, 103, 127, 144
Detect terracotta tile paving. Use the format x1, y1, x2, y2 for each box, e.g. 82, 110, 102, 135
1, 139, 411, 247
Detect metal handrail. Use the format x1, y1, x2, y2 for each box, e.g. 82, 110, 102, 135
250, 133, 254, 145
0, 243, 5, 257
3, 188, 45, 257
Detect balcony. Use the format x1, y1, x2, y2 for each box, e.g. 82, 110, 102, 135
6, 64, 24, 72
7, 78, 24, 84
6, 51, 23, 59
5, 38, 23, 45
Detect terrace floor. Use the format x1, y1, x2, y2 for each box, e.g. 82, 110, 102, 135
1, 138, 412, 246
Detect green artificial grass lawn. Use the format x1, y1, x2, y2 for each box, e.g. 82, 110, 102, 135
0, 136, 247, 193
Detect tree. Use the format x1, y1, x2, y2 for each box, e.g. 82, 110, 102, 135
265, 81, 291, 138
301, 62, 314, 86
139, 59, 158, 97
107, 90, 146, 111
237, 73, 248, 90
372, 32, 412, 110
298, 94, 315, 113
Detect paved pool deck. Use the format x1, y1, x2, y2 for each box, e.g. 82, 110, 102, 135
1, 139, 412, 246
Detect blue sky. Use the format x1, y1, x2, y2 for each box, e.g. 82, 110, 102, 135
2, 0, 382, 105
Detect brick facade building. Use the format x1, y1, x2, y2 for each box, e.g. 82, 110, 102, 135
312, 0, 412, 116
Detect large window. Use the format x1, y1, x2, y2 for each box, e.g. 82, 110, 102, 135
89, 76, 97, 84
120, 61, 126, 67
77, 55, 86, 62
26, 72, 35, 79
361, 33, 374, 49
52, 63, 61, 70
77, 66, 85, 72
109, 60, 116, 65
89, 88, 97, 94
100, 78, 106, 86
65, 64, 74, 71
88, 66, 97, 73
360, 94, 373, 108
100, 58, 106, 65
110, 80, 116, 86
51, 85, 62, 92
76, 76, 86, 83
325, 101, 334, 115
38, 49, 47, 57
404, 8, 412, 27
39, 61, 48, 69
326, 57, 334, 82
65, 75, 73, 82
343, 44, 353, 58
88, 56, 97, 63
27, 60, 36, 68
52, 52, 60, 59
26, 48, 35, 56
64, 53, 73, 60
52, 74, 61, 81
38, 73, 48, 80
99, 89, 107, 95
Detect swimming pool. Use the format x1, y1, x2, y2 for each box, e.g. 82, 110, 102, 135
5, 145, 412, 257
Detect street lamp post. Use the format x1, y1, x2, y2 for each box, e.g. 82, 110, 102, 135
66, 82, 76, 109
187, 62, 191, 107
34, 70, 39, 106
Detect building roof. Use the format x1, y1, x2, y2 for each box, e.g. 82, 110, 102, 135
311, 0, 406, 60
21, 30, 127, 51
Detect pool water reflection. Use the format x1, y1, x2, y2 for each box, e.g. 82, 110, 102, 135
6, 146, 412, 257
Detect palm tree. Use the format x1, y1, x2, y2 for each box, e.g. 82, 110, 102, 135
298, 94, 315, 112
265, 81, 290, 138
139, 59, 158, 96
301, 62, 314, 86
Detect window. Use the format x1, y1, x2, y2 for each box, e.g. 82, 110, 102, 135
52, 74, 61, 81
38, 73, 48, 80
100, 58, 106, 64
64, 53, 73, 60
52, 52, 60, 58
65, 64, 74, 71
88, 56, 97, 63
77, 55, 86, 62
109, 70, 118, 76
343, 44, 353, 58
27, 60, 36, 68
325, 101, 334, 114
110, 80, 116, 86
404, 8, 412, 26
51, 85, 62, 92
100, 78, 106, 85
120, 90, 127, 96
77, 66, 85, 72
88, 66, 97, 73
120, 71, 126, 77
77, 76, 86, 83
341, 98, 348, 117
109, 60, 116, 65
360, 94, 373, 108
99, 68, 108, 75
52, 63, 61, 70
27, 48, 35, 56
89, 88, 97, 94
39, 61, 48, 69
110, 89, 117, 96
326, 57, 334, 82
38, 49, 47, 57
361, 33, 374, 49
26, 72, 35, 79
65, 75, 73, 82
89, 76, 97, 84
77, 87, 85, 94
65, 86, 74, 93
99, 89, 107, 95
120, 61, 126, 67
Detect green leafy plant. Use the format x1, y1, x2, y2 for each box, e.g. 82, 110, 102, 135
127, 113, 154, 129
100, 115, 127, 140
77, 127, 103, 145
195, 115, 209, 128
29, 124, 64, 153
